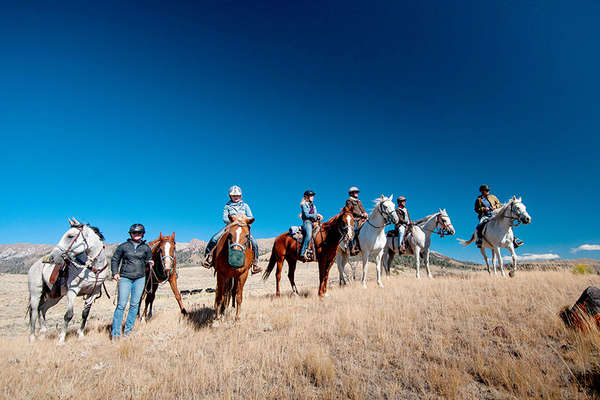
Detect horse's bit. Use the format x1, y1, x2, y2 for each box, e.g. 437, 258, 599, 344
366, 202, 395, 228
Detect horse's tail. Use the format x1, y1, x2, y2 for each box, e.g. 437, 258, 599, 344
262, 246, 278, 281
457, 234, 475, 247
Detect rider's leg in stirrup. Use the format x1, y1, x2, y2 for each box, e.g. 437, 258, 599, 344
513, 237, 524, 248
398, 225, 406, 253
203, 227, 225, 268
249, 235, 262, 274
299, 220, 312, 261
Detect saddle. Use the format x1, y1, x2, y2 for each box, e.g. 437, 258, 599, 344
48, 262, 68, 298
289, 222, 320, 261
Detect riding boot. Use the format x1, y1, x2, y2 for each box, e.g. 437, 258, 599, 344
202, 250, 214, 269
250, 258, 262, 275
513, 237, 524, 248
476, 226, 483, 248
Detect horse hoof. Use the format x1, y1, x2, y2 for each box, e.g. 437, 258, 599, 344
140, 317, 146, 323
211, 320, 220, 328
362, 284, 367, 289
323, 293, 330, 297
377, 283, 384, 288
181, 309, 188, 315
509, 271, 515, 278
77, 330, 85, 340
57, 340, 65, 347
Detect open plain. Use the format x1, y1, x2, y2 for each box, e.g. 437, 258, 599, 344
2, 262, 600, 399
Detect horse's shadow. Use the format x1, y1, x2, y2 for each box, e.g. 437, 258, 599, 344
184, 307, 216, 330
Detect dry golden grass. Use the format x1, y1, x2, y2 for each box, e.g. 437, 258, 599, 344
2, 270, 600, 399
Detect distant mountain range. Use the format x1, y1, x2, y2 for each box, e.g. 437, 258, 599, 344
1, 240, 598, 274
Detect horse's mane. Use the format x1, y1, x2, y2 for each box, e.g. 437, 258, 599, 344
322, 207, 350, 228
414, 213, 437, 226
87, 225, 105, 241
487, 198, 518, 221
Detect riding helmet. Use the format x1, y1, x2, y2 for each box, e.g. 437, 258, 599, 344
479, 184, 490, 192
397, 196, 406, 202
228, 185, 242, 196
304, 190, 315, 197
129, 223, 146, 234
348, 186, 360, 194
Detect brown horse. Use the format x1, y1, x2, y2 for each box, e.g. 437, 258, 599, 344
213, 214, 255, 321
140, 232, 186, 320
263, 206, 354, 297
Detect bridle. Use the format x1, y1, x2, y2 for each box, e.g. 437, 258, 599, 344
366, 201, 395, 229
502, 202, 526, 227
337, 213, 355, 245
56, 225, 89, 264
227, 222, 251, 252
159, 240, 176, 267
434, 214, 453, 237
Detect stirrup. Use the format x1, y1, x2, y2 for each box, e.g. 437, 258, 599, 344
513, 238, 524, 248
251, 260, 262, 275
202, 253, 213, 269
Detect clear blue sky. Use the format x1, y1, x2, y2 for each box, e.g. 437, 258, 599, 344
1, 1, 599, 262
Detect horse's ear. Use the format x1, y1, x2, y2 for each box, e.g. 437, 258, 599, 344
439, 208, 442, 213
246, 217, 255, 225
389, 194, 394, 202
159, 232, 163, 239
172, 232, 175, 240
68, 218, 74, 227
72, 217, 81, 226
517, 197, 522, 202
512, 195, 516, 200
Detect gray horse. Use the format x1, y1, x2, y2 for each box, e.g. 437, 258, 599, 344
27, 218, 109, 345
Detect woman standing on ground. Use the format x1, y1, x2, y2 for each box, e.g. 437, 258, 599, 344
111, 223, 153, 339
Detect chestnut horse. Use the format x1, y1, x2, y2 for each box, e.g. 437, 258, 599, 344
262, 206, 354, 297
140, 232, 186, 320
213, 214, 255, 321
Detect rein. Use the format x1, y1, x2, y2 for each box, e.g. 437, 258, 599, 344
366, 202, 394, 229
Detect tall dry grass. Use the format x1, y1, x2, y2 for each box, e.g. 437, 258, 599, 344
2, 270, 600, 399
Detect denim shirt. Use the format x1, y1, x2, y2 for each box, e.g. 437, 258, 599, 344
480, 196, 494, 217
222, 200, 253, 224
301, 201, 318, 222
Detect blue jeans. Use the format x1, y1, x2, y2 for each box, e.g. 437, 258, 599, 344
397, 225, 406, 249
205, 227, 259, 259
111, 276, 145, 338
300, 220, 313, 257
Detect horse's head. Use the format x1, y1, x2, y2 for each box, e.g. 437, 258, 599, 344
338, 206, 355, 247
437, 209, 455, 236
48, 218, 103, 264
507, 196, 531, 225
376, 194, 399, 225
227, 214, 255, 252
157, 232, 176, 274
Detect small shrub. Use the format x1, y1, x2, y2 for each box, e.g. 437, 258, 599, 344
573, 264, 594, 275
299, 348, 336, 386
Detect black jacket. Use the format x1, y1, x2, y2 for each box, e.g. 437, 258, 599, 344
111, 239, 152, 280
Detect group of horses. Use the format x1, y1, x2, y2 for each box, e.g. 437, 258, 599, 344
26, 195, 531, 345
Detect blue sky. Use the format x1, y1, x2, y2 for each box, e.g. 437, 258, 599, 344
1, 1, 599, 262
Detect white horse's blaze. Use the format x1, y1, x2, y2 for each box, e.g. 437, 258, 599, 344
163, 242, 172, 270
234, 227, 242, 246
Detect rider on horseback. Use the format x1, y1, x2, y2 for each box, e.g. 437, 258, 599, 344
299, 190, 323, 262
345, 186, 368, 255
395, 196, 411, 253
475, 184, 523, 248
203, 186, 262, 274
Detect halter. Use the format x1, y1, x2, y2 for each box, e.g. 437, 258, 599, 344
337, 214, 354, 244
366, 202, 395, 229
227, 222, 251, 252
159, 242, 176, 265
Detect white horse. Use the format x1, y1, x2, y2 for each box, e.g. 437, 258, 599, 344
337, 194, 399, 288
383, 209, 455, 279
458, 196, 531, 277
27, 218, 109, 344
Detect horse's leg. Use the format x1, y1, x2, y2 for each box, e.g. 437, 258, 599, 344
214, 274, 225, 319
361, 251, 369, 289
508, 244, 517, 277
168, 272, 187, 315
141, 279, 151, 322
375, 251, 385, 288
336, 252, 346, 286
235, 273, 248, 321
424, 248, 432, 279
496, 247, 506, 278
78, 293, 99, 339
58, 289, 77, 346
415, 247, 421, 280
28, 294, 41, 343
148, 282, 159, 319
38, 295, 60, 340
275, 257, 285, 297
287, 258, 299, 295
382, 248, 390, 278
480, 247, 491, 274
492, 250, 498, 275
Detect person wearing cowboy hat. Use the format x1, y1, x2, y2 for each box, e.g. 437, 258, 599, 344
395, 196, 411, 253
474, 184, 523, 248
203, 186, 262, 274
111, 223, 154, 339
345, 186, 368, 255
299, 190, 323, 261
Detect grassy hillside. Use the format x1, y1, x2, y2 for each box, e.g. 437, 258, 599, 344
2, 270, 600, 399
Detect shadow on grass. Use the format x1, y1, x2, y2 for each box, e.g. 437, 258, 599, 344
184, 307, 216, 330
